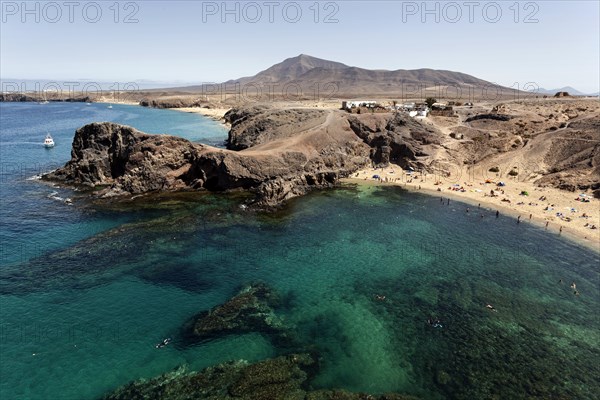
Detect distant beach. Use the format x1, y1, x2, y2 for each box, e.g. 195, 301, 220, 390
172, 107, 232, 128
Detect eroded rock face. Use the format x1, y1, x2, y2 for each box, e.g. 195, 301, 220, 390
44, 122, 203, 195
0, 93, 39, 102
347, 114, 440, 168
44, 107, 446, 207
139, 98, 203, 109
100, 353, 421, 400
225, 107, 328, 150
465, 113, 512, 122
186, 283, 285, 342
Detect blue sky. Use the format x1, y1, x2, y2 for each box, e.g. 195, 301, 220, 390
1, 0, 599, 92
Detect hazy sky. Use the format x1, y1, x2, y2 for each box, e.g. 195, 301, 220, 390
1, 0, 599, 92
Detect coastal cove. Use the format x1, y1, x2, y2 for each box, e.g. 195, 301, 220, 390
1, 102, 599, 399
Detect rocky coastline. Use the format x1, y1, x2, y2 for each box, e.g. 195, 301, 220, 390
42, 106, 440, 208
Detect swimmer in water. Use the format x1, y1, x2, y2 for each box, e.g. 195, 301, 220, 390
155, 338, 172, 349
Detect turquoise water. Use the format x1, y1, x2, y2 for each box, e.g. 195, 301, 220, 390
0, 102, 228, 265
1, 103, 599, 399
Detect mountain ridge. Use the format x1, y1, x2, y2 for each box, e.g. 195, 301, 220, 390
173, 54, 512, 96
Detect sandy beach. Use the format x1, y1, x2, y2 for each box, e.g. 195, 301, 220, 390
344, 165, 600, 253
173, 107, 231, 128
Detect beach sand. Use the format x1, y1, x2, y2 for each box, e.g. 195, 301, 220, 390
344, 165, 600, 253
173, 107, 231, 127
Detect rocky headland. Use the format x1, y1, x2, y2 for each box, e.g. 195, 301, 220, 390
43, 106, 442, 207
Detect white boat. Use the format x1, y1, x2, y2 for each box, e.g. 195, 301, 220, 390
107, 105, 113, 109
39, 100, 49, 105
44, 133, 55, 148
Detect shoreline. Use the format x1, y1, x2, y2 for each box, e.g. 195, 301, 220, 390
93, 99, 140, 106
343, 166, 600, 254
170, 107, 231, 129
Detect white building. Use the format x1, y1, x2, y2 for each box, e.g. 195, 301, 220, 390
342, 101, 377, 110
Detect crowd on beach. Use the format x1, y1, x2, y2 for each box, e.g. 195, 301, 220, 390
350, 165, 600, 244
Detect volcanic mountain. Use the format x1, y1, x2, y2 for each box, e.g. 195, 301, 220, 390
174, 54, 510, 97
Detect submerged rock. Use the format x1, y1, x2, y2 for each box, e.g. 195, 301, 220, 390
100, 353, 421, 400
185, 283, 286, 342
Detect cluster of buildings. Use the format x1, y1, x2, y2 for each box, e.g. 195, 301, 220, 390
342, 100, 464, 118
341, 100, 429, 118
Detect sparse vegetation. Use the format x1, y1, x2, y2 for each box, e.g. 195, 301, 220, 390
508, 169, 519, 176
489, 166, 500, 173
425, 97, 437, 108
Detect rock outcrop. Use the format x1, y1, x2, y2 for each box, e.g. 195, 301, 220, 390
42, 120, 366, 207
184, 283, 286, 342
44, 107, 446, 207
44, 123, 203, 195
0, 93, 94, 103
0, 93, 40, 102
100, 353, 421, 400
465, 113, 512, 122
139, 97, 203, 109
347, 113, 441, 168
225, 107, 328, 150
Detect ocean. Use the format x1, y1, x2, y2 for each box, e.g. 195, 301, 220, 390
0, 102, 598, 399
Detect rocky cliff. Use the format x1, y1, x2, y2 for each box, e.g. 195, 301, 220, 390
44, 108, 445, 207
0, 93, 94, 103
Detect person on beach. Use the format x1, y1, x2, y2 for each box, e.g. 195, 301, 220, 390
529, 213, 532, 220
545, 221, 549, 229
560, 226, 563, 234
447, 199, 450, 205
496, 210, 499, 218
517, 215, 521, 224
